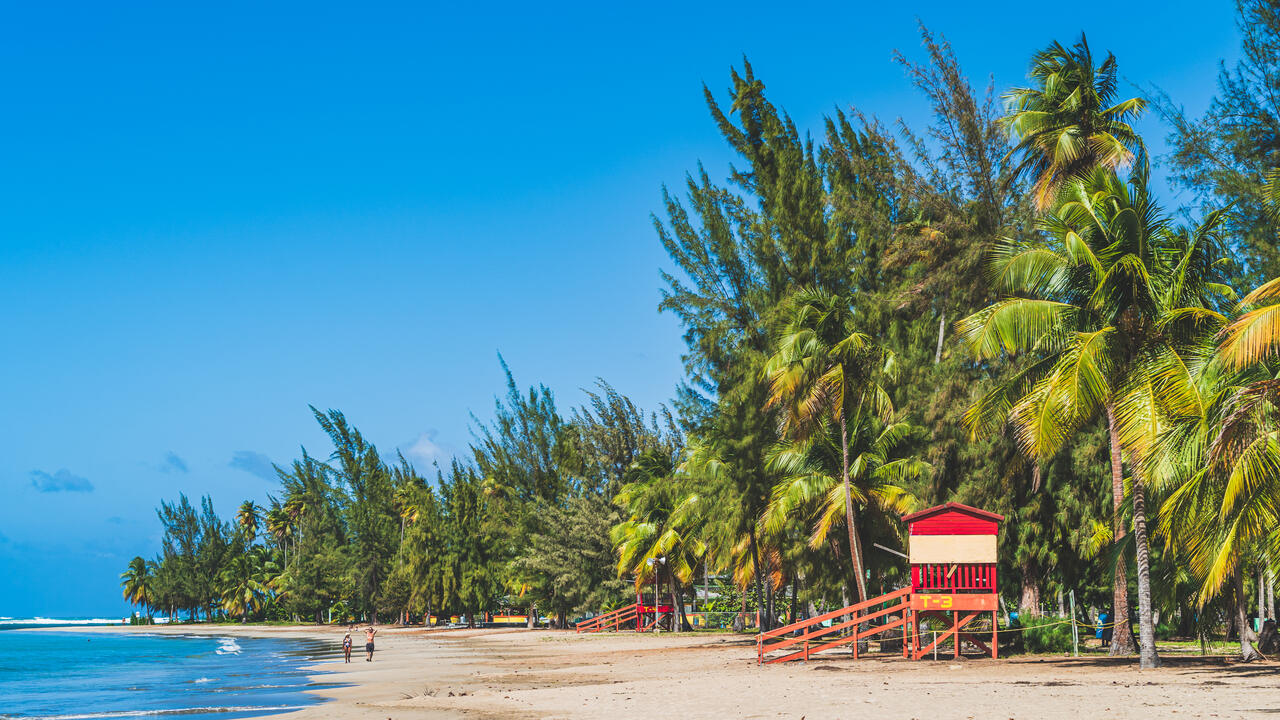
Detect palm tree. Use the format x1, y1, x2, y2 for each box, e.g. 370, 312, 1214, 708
218, 552, 270, 623
236, 500, 262, 546
1003, 34, 1146, 208
1219, 277, 1280, 371
1152, 170, 1280, 661
611, 450, 706, 631
120, 556, 154, 618
680, 432, 787, 630
762, 418, 924, 564
395, 487, 421, 562
1154, 349, 1273, 661
265, 503, 295, 569
958, 167, 1232, 668
763, 288, 896, 602
391, 453, 425, 566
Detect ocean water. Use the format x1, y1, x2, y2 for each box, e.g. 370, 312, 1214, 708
0, 623, 340, 720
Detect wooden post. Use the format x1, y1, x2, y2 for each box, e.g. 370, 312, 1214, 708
953, 612, 960, 659
1069, 589, 1079, 658
916, 610, 923, 659
906, 602, 916, 653
991, 609, 998, 659
853, 603, 860, 660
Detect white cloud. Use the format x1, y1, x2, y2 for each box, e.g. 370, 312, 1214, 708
404, 430, 448, 466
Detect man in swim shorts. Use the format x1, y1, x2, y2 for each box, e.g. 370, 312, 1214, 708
365, 626, 377, 661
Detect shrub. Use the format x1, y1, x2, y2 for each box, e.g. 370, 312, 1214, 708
1019, 614, 1076, 654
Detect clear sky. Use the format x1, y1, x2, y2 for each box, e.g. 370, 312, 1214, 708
0, 0, 1240, 617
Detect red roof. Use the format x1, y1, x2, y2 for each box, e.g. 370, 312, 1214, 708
901, 502, 1004, 524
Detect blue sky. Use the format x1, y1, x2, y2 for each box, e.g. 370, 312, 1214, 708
0, 1, 1240, 616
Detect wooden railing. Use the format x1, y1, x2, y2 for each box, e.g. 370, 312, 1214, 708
911, 563, 996, 593
756, 587, 911, 664
575, 603, 640, 634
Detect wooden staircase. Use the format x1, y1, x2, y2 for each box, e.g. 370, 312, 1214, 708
575, 603, 641, 633
756, 587, 911, 664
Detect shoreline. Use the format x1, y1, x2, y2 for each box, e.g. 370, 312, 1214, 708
34, 623, 551, 719
32, 624, 1280, 719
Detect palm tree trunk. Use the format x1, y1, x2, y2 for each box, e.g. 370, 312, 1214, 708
765, 576, 775, 631
1268, 569, 1275, 622
670, 572, 689, 631
789, 581, 799, 625
1235, 570, 1264, 661
1260, 565, 1266, 627
1020, 559, 1041, 616
749, 530, 768, 631
840, 416, 868, 603
1104, 403, 1135, 656
934, 311, 946, 364
1130, 472, 1160, 668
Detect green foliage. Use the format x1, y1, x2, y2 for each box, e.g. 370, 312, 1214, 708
120, 556, 154, 615
218, 546, 272, 622
472, 356, 571, 504
510, 495, 629, 625
1019, 614, 1076, 654
151, 494, 234, 620
378, 564, 414, 620
313, 406, 399, 621
762, 287, 926, 601
1003, 34, 1146, 209
701, 577, 761, 613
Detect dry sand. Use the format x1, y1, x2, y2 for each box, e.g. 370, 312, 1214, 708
66, 624, 1280, 719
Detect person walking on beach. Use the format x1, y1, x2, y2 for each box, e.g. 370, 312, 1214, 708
365, 626, 377, 662
342, 633, 352, 663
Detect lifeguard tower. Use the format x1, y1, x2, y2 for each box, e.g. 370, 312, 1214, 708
756, 502, 1003, 663
574, 589, 675, 634
903, 502, 1002, 660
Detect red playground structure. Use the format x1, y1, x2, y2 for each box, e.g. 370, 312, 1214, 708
757, 502, 1004, 663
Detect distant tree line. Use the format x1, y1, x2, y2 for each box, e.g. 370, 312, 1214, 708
123, 372, 669, 627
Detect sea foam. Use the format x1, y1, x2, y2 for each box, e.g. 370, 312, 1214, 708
0, 617, 124, 626
214, 638, 241, 655
7, 705, 303, 719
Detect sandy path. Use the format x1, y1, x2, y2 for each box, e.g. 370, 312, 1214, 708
59, 625, 1280, 719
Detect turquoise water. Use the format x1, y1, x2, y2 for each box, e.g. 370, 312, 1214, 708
0, 625, 339, 719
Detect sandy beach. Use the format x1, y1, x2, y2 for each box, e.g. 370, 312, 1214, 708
54, 624, 1280, 719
